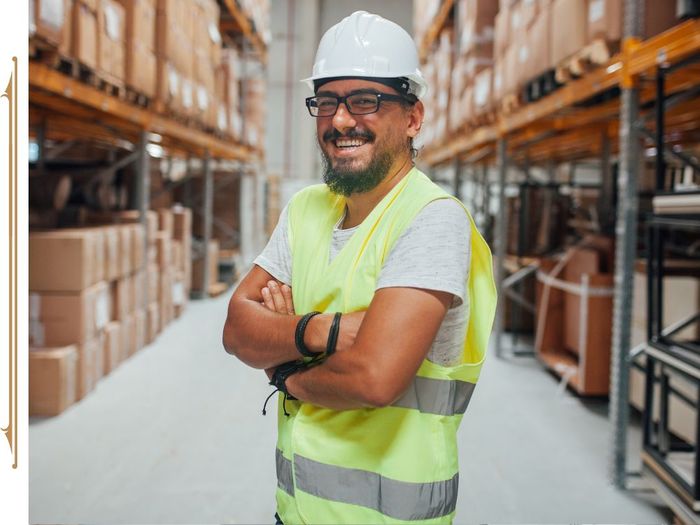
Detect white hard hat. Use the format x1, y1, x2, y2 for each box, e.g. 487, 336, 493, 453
302, 11, 428, 99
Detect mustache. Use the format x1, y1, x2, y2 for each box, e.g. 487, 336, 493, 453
323, 128, 375, 143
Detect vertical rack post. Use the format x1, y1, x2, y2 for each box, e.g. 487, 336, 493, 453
494, 138, 508, 358
599, 131, 614, 235
610, 0, 642, 490
137, 131, 150, 310
197, 151, 214, 299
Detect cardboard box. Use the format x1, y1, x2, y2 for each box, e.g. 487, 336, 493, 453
587, 0, 623, 43
551, 0, 587, 65
98, 0, 126, 81
159, 268, 174, 329
191, 239, 219, 291
30, 230, 98, 292
102, 226, 120, 280
171, 240, 183, 272
122, 313, 135, 360
29, 345, 78, 416
147, 263, 159, 304
155, 231, 172, 269
172, 205, 192, 240
157, 208, 174, 237
129, 224, 145, 271
147, 301, 160, 342
528, 6, 552, 77
29, 281, 110, 347
76, 337, 99, 400
146, 210, 159, 241
116, 225, 132, 277
134, 308, 146, 353
103, 320, 121, 374
32, 0, 70, 46
73, 1, 98, 69
131, 270, 146, 311
93, 331, 105, 383
111, 276, 132, 321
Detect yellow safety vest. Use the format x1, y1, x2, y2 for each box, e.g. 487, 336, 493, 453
276, 167, 496, 524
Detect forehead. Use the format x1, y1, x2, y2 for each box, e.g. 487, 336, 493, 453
316, 78, 399, 96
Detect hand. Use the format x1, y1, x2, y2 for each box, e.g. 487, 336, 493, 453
261, 280, 295, 315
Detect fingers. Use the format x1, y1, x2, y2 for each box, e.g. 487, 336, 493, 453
261, 286, 275, 311
281, 284, 295, 314
261, 281, 294, 315
268, 281, 288, 314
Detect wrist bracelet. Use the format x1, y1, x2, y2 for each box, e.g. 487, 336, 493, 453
326, 312, 342, 356
295, 311, 322, 357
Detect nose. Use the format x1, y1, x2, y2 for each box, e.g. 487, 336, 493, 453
331, 101, 357, 133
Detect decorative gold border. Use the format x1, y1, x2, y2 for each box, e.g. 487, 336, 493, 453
2, 56, 18, 469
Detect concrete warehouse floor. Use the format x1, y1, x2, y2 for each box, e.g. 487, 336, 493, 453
29, 284, 674, 524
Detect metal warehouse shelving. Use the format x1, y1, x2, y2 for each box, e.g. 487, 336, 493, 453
29, 1, 268, 299
416, 0, 700, 519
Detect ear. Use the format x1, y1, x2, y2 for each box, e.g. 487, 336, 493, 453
406, 101, 424, 139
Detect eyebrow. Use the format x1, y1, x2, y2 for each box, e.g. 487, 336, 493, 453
315, 88, 387, 97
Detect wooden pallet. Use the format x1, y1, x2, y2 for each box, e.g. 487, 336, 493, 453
555, 39, 616, 84
500, 93, 522, 115
523, 69, 561, 103
125, 87, 152, 109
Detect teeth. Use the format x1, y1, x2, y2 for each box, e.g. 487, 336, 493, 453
336, 139, 366, 148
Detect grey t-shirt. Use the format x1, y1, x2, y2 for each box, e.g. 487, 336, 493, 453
254, 198, 471, 366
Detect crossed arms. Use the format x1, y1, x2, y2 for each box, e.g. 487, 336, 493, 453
222, 264, 452, 410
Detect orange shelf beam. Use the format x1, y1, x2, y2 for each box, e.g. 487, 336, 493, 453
29, 62, 256, 160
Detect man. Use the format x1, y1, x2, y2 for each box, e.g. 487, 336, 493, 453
222, 10, 496, 525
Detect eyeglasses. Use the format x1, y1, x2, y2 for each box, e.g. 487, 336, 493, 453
305, 92, 411, 117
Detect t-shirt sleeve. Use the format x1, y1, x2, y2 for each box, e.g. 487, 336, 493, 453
376, 198, 471, 308
253, 204, 293, 285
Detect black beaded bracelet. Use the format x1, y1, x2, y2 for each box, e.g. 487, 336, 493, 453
326, 312, 342, 356
295, 311, 322, 357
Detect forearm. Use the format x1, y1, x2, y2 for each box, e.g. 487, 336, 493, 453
223, 298, 329, 369
286, 352, 391, 410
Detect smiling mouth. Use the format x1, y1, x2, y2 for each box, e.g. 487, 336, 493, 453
331, 137, 371, 153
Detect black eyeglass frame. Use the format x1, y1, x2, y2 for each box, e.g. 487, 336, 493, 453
305, 92, 414, 117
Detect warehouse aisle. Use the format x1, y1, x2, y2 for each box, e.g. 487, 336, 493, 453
30, 286, 672, 524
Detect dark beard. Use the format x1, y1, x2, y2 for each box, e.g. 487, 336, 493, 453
321, 149, 393, 197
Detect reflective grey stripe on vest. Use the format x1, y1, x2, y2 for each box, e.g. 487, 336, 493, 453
392, 376, 476, 416
294, 454, 458, 520
276, 449, 294, 496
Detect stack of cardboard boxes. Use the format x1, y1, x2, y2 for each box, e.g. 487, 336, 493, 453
124, 0, 157, 98
418, 0, 683, 139
451, 0, 498, 130
239, 0, 271, 46
29, 206, 193, 417
192, 0, 221, 130
98, 0, 126, 84
216, 49, 243, 141
413, 0, 442, 49
30, 0, 265, 140
242, 76, 266, 149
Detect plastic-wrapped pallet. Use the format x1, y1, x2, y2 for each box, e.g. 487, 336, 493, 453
192, 0, 221, 128
31, 0, 72, 49
123, 0, 157, 97
98, 0, 126, 83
